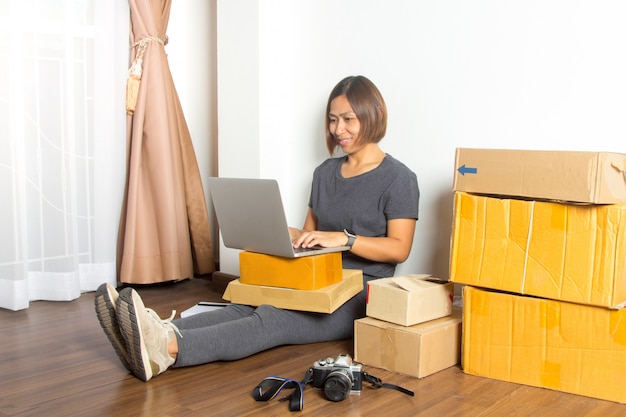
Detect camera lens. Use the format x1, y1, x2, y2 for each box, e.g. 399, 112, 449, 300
323, 370, 353, 402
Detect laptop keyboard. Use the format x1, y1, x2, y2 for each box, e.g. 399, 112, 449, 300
293, 245, 324, 253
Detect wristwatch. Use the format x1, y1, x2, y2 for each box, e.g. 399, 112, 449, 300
343, 229, 357, 249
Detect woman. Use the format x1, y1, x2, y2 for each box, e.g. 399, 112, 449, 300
95, 75, 420, 382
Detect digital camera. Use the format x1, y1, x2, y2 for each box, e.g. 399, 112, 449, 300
310, 354, 363, 402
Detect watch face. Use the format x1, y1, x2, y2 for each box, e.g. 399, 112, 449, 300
345, 229, 356, 237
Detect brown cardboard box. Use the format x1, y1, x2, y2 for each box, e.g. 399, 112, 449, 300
222, 269, 362, 313
463, 285, 626, 403
354, 309, 462, 378
453, 148, 626, 204
239, 251, 342, 290
450, 191, 626, 308
366, 274, 453, 326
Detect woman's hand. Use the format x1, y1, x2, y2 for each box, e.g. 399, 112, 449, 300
292, 230, 347, 249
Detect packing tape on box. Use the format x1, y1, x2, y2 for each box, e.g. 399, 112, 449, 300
540, 361, 561, 390
610, 312, 626, 346
519, 200, 535, 295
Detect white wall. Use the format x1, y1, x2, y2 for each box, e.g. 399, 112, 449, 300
212, 0, 626, 277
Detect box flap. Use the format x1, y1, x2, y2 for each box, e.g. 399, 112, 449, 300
391, 274, 432, 292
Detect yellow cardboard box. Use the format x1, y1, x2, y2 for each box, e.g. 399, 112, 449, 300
462, 285, 626, 403
450, 192, 626, 308
239, 251, 343, 290
366, 274, 453, 326
222, 269, 363, 313
453, 148, 626, 204
354, 309, 462, 378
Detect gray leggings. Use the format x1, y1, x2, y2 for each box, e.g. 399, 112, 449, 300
171, 285, 367, 367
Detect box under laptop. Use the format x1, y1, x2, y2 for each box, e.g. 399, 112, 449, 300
207, 177, 349, 258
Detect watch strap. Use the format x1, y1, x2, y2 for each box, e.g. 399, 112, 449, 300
343, 229, 356, 249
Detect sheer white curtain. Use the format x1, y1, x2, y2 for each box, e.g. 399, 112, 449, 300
0, 0, 128, 311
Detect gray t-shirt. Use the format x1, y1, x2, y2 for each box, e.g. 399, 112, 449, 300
308, 154, 420, 279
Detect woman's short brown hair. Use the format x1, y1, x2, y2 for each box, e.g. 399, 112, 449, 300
325, 75, 388, 156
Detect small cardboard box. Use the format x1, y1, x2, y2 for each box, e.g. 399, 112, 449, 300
222, 269, 362, 313
453, 148, 626, 204
239, 251, 342, 290
354, 309, 462, 378
366, 274, 453, 326
463, 285, 626, 403
450, 191, 626, 308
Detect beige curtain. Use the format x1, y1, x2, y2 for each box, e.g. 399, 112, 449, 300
117, 0, 215, 284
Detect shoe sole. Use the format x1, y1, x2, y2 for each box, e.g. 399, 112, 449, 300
94, 283, 132, 372
116, 288, 153, 382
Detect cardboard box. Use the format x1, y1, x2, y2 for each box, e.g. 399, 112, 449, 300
354, 309, 462, 378
239, 251, 342, 290
453, 148, 626, 204
366, 274, 453, 326
450, 192, 626, 308
222, 269, 363, 313
462, 285, 626, 403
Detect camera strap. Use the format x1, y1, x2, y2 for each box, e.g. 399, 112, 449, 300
251, 375, 307, 412
362, 371, 415, 397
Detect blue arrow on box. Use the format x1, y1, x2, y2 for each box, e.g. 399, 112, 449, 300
457, 164, 478, 176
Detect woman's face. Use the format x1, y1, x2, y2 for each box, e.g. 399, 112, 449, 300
328, 95, 361, 154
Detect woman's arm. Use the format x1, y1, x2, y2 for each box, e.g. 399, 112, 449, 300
347, 218, 415, 264
292, 209, 416, 264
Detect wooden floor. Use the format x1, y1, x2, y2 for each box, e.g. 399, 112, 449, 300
1, 277, 625, 417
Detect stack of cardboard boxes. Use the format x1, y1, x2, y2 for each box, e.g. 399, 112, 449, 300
354, 275, 462, 378
450, 148, 626, 403
222, 251, 363, 313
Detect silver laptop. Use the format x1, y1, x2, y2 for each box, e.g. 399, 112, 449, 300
207, 177, 350, 258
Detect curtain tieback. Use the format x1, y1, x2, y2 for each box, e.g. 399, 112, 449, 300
125, 35, 168, 115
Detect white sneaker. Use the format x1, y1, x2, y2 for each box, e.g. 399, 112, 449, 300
116, 288, 181, 382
